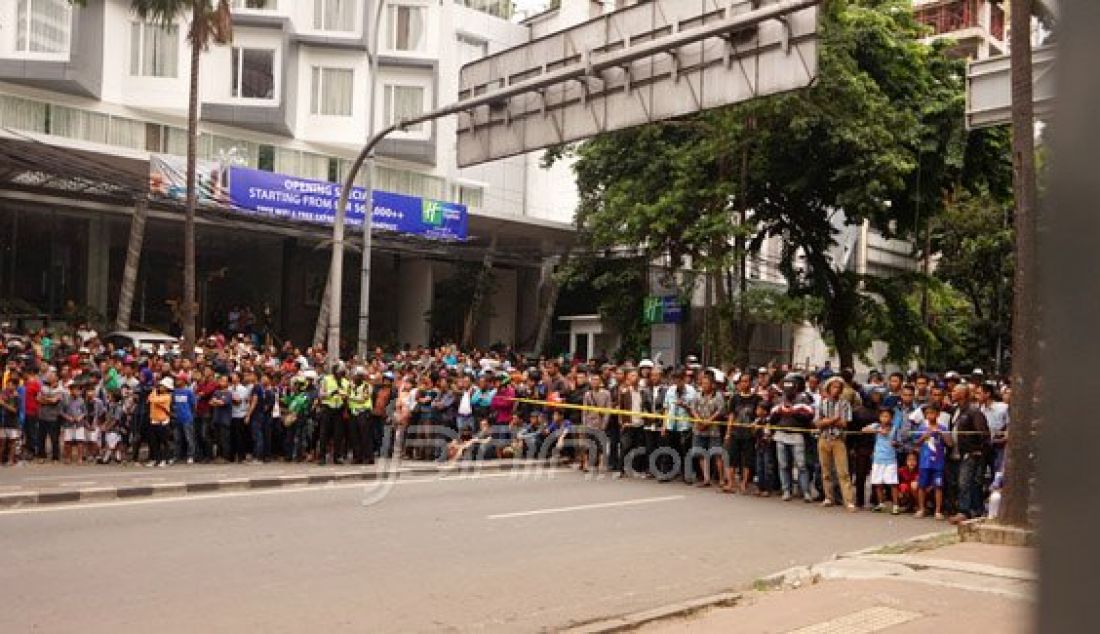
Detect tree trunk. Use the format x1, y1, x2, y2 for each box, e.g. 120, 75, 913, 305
533, 252, 568, 356
461, 233, 498, 349
313, 273, 331, 347
1000, 0, 1038, 529
712, 266, 731, 365
734, 134, 752, 368
181, 3, 202, 358
115, 196, 148, 331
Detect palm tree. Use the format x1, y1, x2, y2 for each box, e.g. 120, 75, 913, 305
72, 0, 232, 351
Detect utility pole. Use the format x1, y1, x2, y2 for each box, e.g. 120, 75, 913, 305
1000, 0, 1038, 528
357, 0, 388, 358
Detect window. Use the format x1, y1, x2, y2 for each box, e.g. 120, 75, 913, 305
231, 47, 275, 99
459, 0, 513, 20
258, 145, 275, 172
386, 5, 426, 52
0, 95, 48, 132
310, 67, 353, 116
456, 33, 487, 67
313, 0, 356, 31
376, 165, 445, 199
15, 0, 71, 54
383, 85, 425, 132
48, 106, 109, 144
230, 0, 277, 9
130, 22, 179, 78
452, 184, 483, 209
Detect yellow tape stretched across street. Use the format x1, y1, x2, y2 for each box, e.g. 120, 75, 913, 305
505, 396, 991, 436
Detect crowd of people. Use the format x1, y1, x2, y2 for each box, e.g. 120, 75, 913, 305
0, 323, 1009, 524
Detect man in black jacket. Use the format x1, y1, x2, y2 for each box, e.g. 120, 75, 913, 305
948, 384, 991, 524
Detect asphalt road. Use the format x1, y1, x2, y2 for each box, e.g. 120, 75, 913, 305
0, 469, 936, 633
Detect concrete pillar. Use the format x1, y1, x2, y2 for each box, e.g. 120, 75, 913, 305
85, 215, 110, 317
397, 257, 433, 348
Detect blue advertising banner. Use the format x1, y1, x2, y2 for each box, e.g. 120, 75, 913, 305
226, 166, 467, 241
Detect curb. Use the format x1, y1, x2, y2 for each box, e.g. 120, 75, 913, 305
0, 459, 553, 510
563, 592, 741, 633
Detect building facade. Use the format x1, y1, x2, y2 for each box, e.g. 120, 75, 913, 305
912, 0, 1007, 59
0, 0, 578, 350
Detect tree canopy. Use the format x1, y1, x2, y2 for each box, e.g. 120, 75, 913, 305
552, 0, 1012, 368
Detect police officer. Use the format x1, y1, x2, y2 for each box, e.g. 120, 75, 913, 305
348, 368, 373, 465
318, 366, 350, 465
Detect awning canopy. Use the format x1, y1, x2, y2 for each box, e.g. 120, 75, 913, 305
0, 132, 575, 266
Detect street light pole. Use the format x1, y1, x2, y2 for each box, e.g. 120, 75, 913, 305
358, 0, 388, 359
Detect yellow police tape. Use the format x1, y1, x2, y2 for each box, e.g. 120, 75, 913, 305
505, 397, 991, 436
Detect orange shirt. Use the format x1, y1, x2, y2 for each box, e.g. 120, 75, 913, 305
148, 392, 172, 425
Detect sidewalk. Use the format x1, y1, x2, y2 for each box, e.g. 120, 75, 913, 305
609, 534, 1036, 633
0, 458, 553, 508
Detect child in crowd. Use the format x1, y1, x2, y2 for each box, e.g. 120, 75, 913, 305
515, 410, 543, 458
100, 390, 126, 464
897, 452, 920, 512
61, 383, 87, 464
86, 387, 106, 462
915, 403, 948, 520
753, 403, 776, 497
545, 408, 572, 462
864, 406, 900, 514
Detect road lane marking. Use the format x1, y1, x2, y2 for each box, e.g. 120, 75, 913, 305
0, 470, 562, 516
487, 495, 685, 520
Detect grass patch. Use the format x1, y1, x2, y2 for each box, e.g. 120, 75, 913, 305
870, 531, 959, 555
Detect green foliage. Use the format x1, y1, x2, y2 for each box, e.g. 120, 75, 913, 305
69, 0, 232, 47
553, 0, 1012, 368
930, 190, 1014, 370
559, 256, 649, 361
427, 262, 497, 345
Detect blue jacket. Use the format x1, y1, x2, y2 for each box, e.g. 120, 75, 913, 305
171, 388, 196, 425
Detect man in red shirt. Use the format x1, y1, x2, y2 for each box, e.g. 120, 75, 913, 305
194, 367, 218, 463
22, 369, 41, 462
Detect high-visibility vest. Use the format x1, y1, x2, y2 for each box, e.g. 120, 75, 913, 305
348, 382, 372, 415
321, 375, 349, 409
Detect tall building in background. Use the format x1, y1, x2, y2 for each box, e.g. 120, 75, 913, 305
0, 0, 577, 349
912, 0, 1008, 59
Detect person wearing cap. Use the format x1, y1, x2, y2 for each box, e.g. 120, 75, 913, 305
489, 373, 516, 459
815, 377, 856, 511
770, 373, 815, 502
347, 368, 374, 465
146, 378, 173, 467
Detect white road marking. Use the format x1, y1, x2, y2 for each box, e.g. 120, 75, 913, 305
487, 495, 685, 520
0, 470, 554, 516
